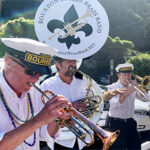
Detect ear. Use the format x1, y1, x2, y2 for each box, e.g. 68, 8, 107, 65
117, 73, 120, 78
4, 55, 13, 67
56, 62, 61, 71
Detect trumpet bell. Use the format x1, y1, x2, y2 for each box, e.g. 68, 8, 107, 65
70, 107, 120, 150
132, 73, 150, 91
102, 130, 120, 150
130, 73, 150, 102
142, 76, 150, 91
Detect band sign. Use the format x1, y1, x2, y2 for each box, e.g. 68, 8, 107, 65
35, 0, 109, 59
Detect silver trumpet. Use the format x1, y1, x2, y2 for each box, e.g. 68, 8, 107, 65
31, 83, 120, 150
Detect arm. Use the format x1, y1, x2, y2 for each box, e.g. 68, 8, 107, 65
0, 95, 71, 150
0, 114, 43, 150
105, 86, 135, 108
103, 89, 127, 101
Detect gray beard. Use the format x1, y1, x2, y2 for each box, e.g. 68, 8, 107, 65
64, 71, 75, 77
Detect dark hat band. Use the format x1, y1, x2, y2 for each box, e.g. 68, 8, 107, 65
119, 70, 132, 73
119, 67, 132, 72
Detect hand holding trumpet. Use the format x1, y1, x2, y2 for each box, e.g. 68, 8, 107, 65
118, 79, 148, 104
117, 80, 137, 104
103, 89, 127, 101
34, 94, 72, 137
37, 95, 72, 125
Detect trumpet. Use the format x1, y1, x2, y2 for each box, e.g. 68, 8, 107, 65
132, 73, 150, 92
31, 83, 120, 150
128, 74, 150, 102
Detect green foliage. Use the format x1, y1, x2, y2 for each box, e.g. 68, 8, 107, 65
125, 49, 141, 61
0, 17, 37, 57
127, 54, 150, 76
99, 0, 150, 52
106, 36, 134, 50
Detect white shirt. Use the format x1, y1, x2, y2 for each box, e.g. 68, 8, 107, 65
0, 70, 59, 150
40, 73, 94, 150
107, 80, 149, 119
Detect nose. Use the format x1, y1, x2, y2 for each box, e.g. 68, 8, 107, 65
125, 73, 131, 80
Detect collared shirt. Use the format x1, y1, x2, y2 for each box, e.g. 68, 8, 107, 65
40, 73, 97, 150
107, 80, 149, 119
0, 70, 59, 150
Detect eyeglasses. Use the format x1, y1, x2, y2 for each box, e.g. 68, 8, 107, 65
24, 68, 43, 76
12, 58, 43, 76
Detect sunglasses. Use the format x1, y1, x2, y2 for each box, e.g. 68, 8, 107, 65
12, 58, 43, 76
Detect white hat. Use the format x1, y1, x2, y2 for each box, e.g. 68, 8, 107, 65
1, 38, 58, 55
115, 63, 134, 73
1, 38, 58, 74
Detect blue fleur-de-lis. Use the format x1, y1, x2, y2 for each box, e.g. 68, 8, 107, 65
47, 5, 93, 49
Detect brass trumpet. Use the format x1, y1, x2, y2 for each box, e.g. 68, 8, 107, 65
128, 73, 150, 102
31, 83, 120, 150
132, 73, 150, 92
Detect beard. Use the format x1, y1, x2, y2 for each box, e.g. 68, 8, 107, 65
64, 66, 77, 77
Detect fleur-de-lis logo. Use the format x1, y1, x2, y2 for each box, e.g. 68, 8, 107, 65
47, 5, 93, 49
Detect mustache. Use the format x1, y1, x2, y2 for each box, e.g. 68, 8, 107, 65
69, 66, 77, 72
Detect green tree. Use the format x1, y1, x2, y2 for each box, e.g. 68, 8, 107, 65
127, 54, 150, 77
99, 0, 150, 52
0, 17, 36, 57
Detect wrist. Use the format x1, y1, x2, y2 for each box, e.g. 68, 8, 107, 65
47, 120, 60, 138
31, 114, 46, 128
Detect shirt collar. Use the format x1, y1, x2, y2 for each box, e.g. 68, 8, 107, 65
55, 73, 77, 86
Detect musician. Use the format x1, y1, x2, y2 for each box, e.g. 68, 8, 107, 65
40, 56, 104, 150
106, 63, 150, 150
0, 38, 72, 150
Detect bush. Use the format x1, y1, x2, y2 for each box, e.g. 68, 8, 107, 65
0, 17, 36, 57
127, 54, 150, 77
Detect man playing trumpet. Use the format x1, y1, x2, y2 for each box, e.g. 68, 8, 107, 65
106, 63, 150, 150
0, 38, 72, 150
